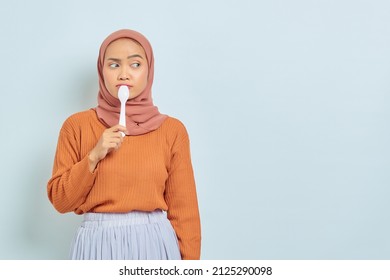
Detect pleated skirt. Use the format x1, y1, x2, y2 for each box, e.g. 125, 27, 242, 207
69, 210, 181, 260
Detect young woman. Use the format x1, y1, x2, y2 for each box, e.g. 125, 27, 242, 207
47, 29, 201, 260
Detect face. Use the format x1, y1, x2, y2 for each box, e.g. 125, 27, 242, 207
102, 38, 148, 100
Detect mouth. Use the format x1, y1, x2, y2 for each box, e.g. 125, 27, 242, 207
116, 84, 132, 88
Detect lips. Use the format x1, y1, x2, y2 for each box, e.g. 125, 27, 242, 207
116, 84, 132, 88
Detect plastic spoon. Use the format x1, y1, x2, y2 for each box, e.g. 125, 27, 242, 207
118, 85, 129, 137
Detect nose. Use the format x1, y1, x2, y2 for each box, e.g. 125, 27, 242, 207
118, 68, 130, 80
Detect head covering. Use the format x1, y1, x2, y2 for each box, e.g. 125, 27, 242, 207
94, 29, 167, 136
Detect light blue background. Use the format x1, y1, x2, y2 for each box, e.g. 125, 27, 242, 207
0, 0, 389, 259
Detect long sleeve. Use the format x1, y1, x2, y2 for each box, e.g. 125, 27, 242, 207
47, 119, 97, 213
164, 124, 201, 260
47, 111, 201, 230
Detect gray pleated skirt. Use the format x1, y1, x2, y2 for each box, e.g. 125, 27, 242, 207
69, 210, 182, 260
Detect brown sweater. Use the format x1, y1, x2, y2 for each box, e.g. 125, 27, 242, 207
47, 109, 201, 259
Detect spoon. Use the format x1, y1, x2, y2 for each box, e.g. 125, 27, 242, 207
118, 85, 129, 136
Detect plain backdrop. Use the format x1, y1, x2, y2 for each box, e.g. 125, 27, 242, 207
0, 0, 389, 259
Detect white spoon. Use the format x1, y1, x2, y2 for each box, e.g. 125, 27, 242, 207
118, 85, 129, 136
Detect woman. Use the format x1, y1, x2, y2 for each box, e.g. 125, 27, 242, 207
47, 29, 201, 260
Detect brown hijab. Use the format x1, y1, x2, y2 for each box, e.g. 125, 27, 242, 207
95, 29, 167, 136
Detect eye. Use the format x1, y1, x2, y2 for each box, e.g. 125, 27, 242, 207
131, 63, 141, 68
109, 63, 120, 68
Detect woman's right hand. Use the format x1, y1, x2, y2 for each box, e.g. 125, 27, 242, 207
88, 125, 128, 172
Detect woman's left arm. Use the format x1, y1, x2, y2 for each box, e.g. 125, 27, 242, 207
165, 124, 201, 260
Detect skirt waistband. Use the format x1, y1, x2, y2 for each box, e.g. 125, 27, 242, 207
82, 210, 166, 227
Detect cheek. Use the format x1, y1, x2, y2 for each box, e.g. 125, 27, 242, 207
102, 70, 114, 89
139, 69, 149, 88
102, 70, 118, 98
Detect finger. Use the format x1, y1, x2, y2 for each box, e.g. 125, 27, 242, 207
107, 142, 119, 150
110, 124, 128, 132
113, 132, 125, 139
104, 131, 123, 140
114, 139, 123, 150
108, 137, 121, 144
117, 126, 129, 135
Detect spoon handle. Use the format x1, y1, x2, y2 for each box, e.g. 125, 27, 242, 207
119, 102, 126, 137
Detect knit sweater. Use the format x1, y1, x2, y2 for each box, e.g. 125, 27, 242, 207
47, 109, 201, 260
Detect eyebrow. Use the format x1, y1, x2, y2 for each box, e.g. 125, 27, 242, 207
106, 54, 144, 62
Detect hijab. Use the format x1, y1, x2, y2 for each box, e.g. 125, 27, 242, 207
95, 29, 167, 136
